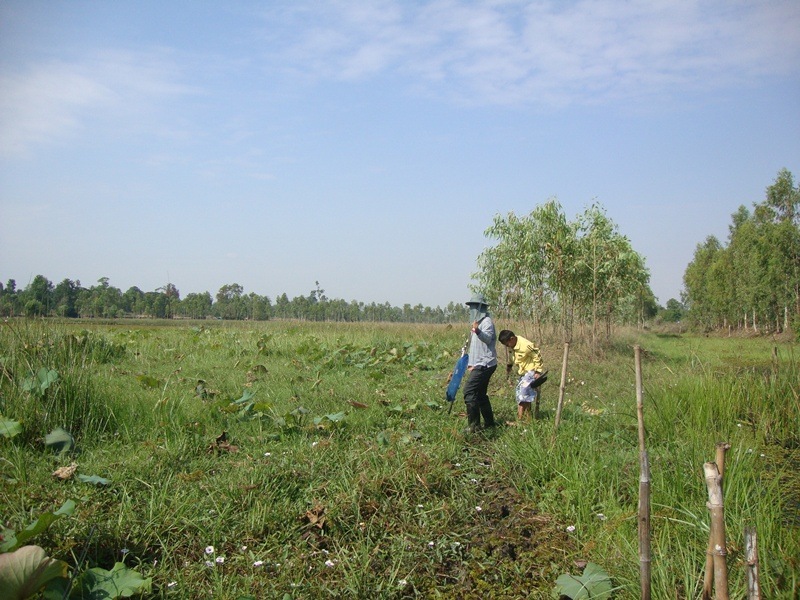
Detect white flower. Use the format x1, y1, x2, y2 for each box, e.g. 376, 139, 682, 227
566, 525, 576, 532
215, 556, 225, 564
325, 559, 335, 568
427, 541, 435, 548
475, 506, 482, 512
264, 452, 271, 457
470, 478, 478, 484
205, 560, 214, 568
253, 560, 264, 567
120, 548, 130, 556
241, 545, 248, 551
399, 579, 408, 586
205, 546, 214, 555
596, 513, 607, 521
167, 581, 177, 588
417, 504, 424, 508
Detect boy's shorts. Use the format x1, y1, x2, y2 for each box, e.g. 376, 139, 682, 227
515, 371, 540, 405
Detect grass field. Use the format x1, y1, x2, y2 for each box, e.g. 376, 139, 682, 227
1, 319, 798, 599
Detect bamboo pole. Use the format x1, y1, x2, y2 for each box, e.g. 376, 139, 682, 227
553, 342, 570, 430
704, 461, 730, 600
703, 442, 730, 599
745, 526, 761, 599
638, 450, 651, 600
635, 345, 645, 454
634, 346, 651, 599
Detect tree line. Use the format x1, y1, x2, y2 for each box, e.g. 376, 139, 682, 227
0, 277, 469, 324
682, 168, 800, 334
8, 170, 794, 335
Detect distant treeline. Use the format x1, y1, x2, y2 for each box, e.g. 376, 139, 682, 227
683, 168, 800, 334
0, 278, 469, 324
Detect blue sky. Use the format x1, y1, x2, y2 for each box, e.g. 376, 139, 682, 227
1, 0, 799, 308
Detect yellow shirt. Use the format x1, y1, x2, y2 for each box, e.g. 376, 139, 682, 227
512, 335, 543, 375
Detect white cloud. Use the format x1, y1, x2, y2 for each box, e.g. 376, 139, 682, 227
0, 50, 195, 157
266, 0, 800, 106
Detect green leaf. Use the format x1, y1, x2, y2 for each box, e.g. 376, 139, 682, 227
22, 368, 59, 396
77, 474, 111, 486
0, 499, 77, 553
44, 428, 75, 454
0, 416, 22, 438
553, 562, 613, 599
75, 562, 152, 598
376, 431, 390, 446
233, 389, 256, 405
135, 374, 163, 389
0, 545, 69, 600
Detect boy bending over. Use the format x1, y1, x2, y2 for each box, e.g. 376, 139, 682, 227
498, 330, 544, 421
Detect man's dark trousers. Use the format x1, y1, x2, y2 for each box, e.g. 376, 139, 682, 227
463, 364, 497, 430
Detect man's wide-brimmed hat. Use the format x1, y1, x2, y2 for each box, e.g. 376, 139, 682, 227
466, 293, 488, 307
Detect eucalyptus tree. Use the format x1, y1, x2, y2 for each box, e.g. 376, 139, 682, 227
761, 168, 800, 329
22, 275, 54, 316
475, 200, 649, 343
0, 280, 19, 316
572, 204, 649, 345
53, 278, 81, 318
683, 236, 723, 329
157, 283, 180, 319
215, 283, 246, 320
122, 287, 146, 316
475, 207, 552, 339
180, 292, 213, 319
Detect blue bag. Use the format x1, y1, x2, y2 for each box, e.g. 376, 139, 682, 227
446, 352, 469, 403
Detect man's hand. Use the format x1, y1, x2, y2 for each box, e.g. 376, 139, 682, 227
471, 320, 479, 333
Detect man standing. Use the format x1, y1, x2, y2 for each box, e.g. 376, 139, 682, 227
463, 293, 497, 432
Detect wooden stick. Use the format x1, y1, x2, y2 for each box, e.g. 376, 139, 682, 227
745, 526, 761, 599
553, 342, 570, 430
635, 345, 645, 454
634, 345, 651, 599
702, 442, 730, 599
638, 449, 651, 600
704, 461, 730, 600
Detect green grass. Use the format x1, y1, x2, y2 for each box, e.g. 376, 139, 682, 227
0, 319, 797, 598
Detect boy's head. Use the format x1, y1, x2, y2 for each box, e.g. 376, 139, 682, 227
498, 329, 517, 348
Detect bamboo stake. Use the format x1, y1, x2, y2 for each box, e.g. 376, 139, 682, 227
635, 345, 645, 454
702, 442, 730, 599
745, 526, 761, 599
638, 449, 651, 600
704, 461, 730, 600
634, 345, 651, 599
553, 342, 570, 430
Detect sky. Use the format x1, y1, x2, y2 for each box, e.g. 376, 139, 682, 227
1, 0, 799, 308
